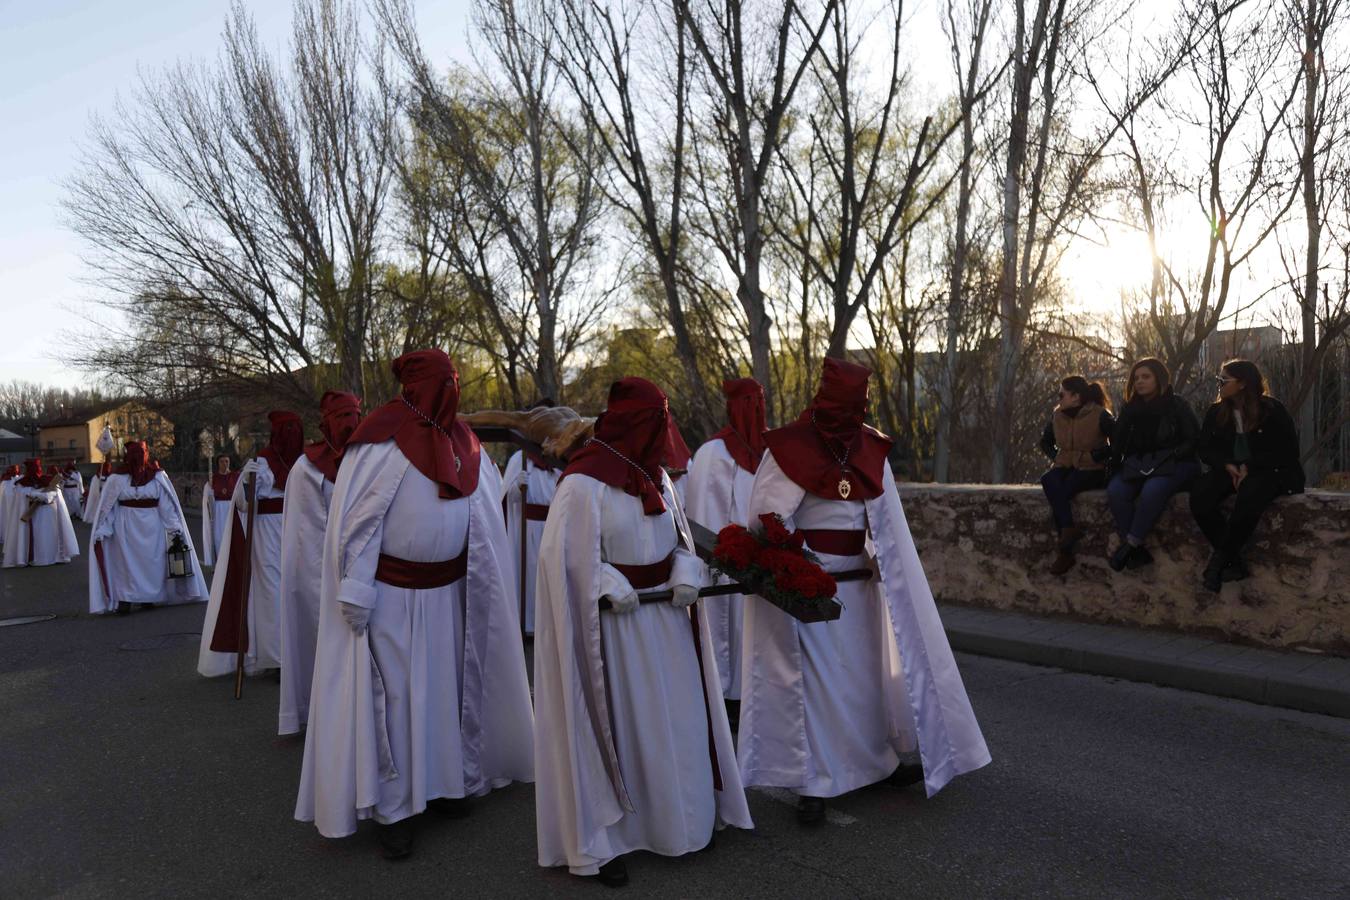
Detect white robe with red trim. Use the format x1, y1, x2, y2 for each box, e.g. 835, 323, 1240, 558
737, 450, 990, 799
685, 437, 758, 700
200, 481, 234, 567
500, 449, 560, 636
533, 471, 752, 876
87, 471, 206, 613
61, 471, 84, 518
195, 458, 286, 677
2, 484, 78, 568
295, 441, 534, 836
277, 455, 334, 735
83, 475, 107, 524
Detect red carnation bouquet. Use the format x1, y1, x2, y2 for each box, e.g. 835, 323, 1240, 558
710, 513, 842, 623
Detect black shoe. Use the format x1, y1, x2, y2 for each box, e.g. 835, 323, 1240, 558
1125, 545, 1153, 570
724, 699, 740, 733
886, 762, 924, 788
596, 857, 629, 888
376, 818, 415, 860
1202, 552, 1226, 592
1109, 543, 1133, 572
1220, 557, 1250, 582
115, 602, 131, 616
796, 795, 826, 826
426, 796, 473, 819
266, 667, 281, 683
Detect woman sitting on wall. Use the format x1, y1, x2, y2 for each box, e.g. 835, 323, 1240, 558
1037, 375, 1115, 574
1189, 359, 1304, 591
1105, 357, 1200, 571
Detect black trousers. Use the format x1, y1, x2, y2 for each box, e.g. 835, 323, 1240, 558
1188, 467, 1284, 556
1040, 466, 1106, 530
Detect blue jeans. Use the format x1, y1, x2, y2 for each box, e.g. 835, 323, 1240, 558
1040, 467, 1107, 530
1106, 461, 1199, 543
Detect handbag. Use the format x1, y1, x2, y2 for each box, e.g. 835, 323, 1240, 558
1120, 450, 1176, 482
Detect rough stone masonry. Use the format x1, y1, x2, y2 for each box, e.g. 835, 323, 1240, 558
900, 485, 1350, 655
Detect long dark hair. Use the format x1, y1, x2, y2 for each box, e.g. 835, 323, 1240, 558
1215, 358, 1268, 429
1125, 357, 1171, 403
1061, 374, 1113, 413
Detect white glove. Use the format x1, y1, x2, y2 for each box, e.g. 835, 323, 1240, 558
232, 461, 262, 510
340, 601, 371, 634
513, 469, 529, 491
606, 590, 639, 614
671, 584, 699, 608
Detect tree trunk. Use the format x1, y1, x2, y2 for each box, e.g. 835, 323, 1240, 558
1299, 0, 1322, 485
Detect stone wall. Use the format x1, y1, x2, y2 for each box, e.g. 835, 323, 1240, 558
899, 484, 1350, 655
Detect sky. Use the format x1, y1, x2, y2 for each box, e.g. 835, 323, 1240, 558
0, 0, 471, 390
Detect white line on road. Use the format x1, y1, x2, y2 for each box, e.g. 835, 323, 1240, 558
752, 787, 859, 826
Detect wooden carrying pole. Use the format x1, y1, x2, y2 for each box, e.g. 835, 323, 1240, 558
233, 471, 257, 700
518, 480, 529, 639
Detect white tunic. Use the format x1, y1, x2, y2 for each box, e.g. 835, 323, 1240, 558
87, 471, 207, 613
500, 449, 560, 635
685, 437, 758, 700
195, 458, 287, 676
534, 472, 752, 876
199, 481, 235, 567
737, 451, 990, 799
83, 475, 107, 524
2, 484, 78, 567
61, 471, 84, 518
295, 442, 533, 837
277, 455, 334, 735
0, 480, 12, 543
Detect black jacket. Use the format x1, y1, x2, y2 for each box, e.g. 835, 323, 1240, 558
1109, 391, 1200, 466
1197, 397, 1305, 494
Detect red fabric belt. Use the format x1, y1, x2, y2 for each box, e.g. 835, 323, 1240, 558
800, 528, 866, 556
375, 547, 468, 589
610, 553, 674, 590
118, 498, 159, 508
257, 497, 284, 515
523, 502, 550, 521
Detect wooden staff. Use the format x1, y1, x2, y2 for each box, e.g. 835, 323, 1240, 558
598, 568, 874, 609
233, 470, 257, 701
518, 480, 529, 640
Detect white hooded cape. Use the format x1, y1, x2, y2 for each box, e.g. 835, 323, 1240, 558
737, 451, 990, 799
533, 470, 752, 874
195, 458, 286, 677
83, 474, 107, 524
500, 449, 560, 635
294, 441, 534, 838
87, 471, 207, 613
684, 437, 758, 700
277, 454, 334, 735
2, 483, 78, 567
199, 481, 233, 567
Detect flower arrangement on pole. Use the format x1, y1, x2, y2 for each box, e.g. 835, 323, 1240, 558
710, 513, 842, 623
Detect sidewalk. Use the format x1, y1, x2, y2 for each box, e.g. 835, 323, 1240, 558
940, 603, 1350, 719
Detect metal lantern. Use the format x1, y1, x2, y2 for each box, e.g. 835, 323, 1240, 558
167, 532, 192, 579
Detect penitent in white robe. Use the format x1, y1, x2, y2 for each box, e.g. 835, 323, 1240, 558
2, 484, 78, 567
61, 471, 84, 518
738, 451, 990, 799
500, 449, 560, 636
196, 458, 287, 676
0, 480, 12, 545
295, 442, 534, 836
534, 471, 752, 876
88, 471, 207, 613
277, 455, 334, 735
685, 437, 758, 700
83, 475, 107, 524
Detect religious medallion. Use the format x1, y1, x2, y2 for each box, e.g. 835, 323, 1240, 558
837, 477, 852, 499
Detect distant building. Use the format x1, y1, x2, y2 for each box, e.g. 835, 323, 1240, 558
37, 401, 175, 464
1203, 326, 1284, 369
0, 428, 30, 467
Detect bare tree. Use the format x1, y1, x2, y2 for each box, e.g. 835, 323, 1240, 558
676, 0, 840, 417
378, 0, 609, 403
65, 0, 395, 404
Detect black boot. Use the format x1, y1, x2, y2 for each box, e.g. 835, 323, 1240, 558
1202, 552, 1226, 592
796, 795, 826, 826
1221, 556, 1250, 582
886, 762, 924, 788
596, 857, 629, 888
376, 817, 415, 860
1109, 542, 1133, 572
1125, 545, 1153, 570
427, 796, 473, 819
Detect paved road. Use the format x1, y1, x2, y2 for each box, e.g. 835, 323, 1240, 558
2, 523, 1348, 898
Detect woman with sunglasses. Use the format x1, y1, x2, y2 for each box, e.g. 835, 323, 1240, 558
1038, 375, 1116, 573
1189, 359, 1304, 591
1105, 357, 1201, 570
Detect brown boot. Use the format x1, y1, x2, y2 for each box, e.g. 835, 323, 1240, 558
1049, 547, 1076, 575
1057, 526, 1082, 551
